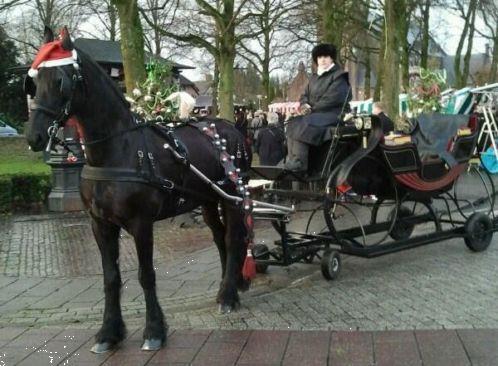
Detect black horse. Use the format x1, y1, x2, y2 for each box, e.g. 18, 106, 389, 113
26, 27, 250, 353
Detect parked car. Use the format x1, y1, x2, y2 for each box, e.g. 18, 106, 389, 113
0, 118, 19, 137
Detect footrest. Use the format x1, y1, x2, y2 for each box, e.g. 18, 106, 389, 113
250, 165, 307, 181
252, 207, 290, 221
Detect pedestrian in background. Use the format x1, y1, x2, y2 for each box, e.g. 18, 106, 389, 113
255, 112, 285, 166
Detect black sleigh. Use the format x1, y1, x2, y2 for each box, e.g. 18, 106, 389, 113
250, 112, 497, 279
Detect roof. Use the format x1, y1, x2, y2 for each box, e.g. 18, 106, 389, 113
178, 74, 195, 87
195, 80, 213, 95
73, 38, 194, 70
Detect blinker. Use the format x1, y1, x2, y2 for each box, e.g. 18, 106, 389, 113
23, 75, 36, 97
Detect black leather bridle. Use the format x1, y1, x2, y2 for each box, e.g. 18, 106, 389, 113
27, 66, 83, 152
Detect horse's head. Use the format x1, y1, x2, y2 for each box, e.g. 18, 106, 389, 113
25, 26, 81, 151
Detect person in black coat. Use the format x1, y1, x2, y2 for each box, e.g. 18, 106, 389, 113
284, 43, 352, 172
255, 112, 285, 165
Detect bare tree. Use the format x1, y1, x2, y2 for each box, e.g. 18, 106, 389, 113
0, 0, 28, 13
80, 0, 119, 41
140, 0, 180, 56
238, 0, 301, 109
453, 0, 478, 87
3, 0, 89, 61
478, 0, 498, 82
140, 0, 260, 121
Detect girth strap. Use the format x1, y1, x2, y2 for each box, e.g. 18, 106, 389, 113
81, 165, 174, 189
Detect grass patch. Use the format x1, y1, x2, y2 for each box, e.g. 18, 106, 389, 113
0, 137, 51, 212
0, 136, 48, 173
0, 161, 50, 175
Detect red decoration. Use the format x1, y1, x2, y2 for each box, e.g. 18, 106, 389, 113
28, 39, 77, 77
242, 249, 256, 280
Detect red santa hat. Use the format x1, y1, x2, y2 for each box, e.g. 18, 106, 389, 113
28, 39, 78, 78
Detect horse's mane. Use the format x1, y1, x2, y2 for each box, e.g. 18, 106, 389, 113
75, 47, 131, 109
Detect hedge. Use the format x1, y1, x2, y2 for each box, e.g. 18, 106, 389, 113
0, 172, 51, 213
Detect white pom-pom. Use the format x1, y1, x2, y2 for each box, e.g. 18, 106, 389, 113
28, 68, 38, 78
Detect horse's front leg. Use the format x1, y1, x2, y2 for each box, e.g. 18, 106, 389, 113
90, 217, 126, 353
129, 220, 167, 351
217, 204, 248, 313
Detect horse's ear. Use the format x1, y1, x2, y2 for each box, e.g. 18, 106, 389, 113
43, 26, 54, 43
60, 26, 73, 50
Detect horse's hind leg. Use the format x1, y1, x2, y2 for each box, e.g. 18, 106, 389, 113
202, 203, 227, 279
217, 203, 248, 313
91, 217, 126, 353
130, 220, 167, 350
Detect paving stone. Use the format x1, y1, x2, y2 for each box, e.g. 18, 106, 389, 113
373, 330, 422, 366
281, 330, 329, 366
457, 329, 498, 366
330, 331, 374, 365
237, 330, 289, 365
27, 279, 95, 309
415, 330, 470, 366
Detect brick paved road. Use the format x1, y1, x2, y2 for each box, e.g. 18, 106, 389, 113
1, 209, 498, 332
1, 185, 498, 365
1, 327, 498, 365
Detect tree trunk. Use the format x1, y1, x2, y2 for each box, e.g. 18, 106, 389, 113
462, 2, 477, 86
399, 6, 410, 93
112, 0, 146, 93
364, 48, 371, 99
454, 0, 476, 88
420, 0, 430, 69
374, 23, 386, 101
216, 0, 236, 122
211, 58, 219, 117
491, 34, 498, 82
320, 0, 345, 62
109, 2, 118, 41
218, 43, 235, 121
382, 0, 402, 119
261, 26, 270, 110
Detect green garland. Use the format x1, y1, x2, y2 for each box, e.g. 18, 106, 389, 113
407, 68, 447, 116
127, 60, 179, 121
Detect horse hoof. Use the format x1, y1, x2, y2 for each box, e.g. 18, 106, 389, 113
218, 304, 234, 314
91, 342, 112, 354
141, 338, 163, 351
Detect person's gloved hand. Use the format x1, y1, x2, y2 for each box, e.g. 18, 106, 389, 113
301, 104, 312, 115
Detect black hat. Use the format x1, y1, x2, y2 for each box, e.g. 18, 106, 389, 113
312, 43, 337, 63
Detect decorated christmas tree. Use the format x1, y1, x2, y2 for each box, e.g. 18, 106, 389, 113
126, 60, 179, 121
407, 68, 447, 116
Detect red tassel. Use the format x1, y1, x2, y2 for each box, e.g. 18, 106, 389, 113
242, 249, 256, 281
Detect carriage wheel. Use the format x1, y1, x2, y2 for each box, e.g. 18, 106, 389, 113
324, 155, 399, 247
389, 205, 415, 240
252, 244, 270, 273
452, 164, 495, 219
464, 212, 493, 252
321, 249, 341, 280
